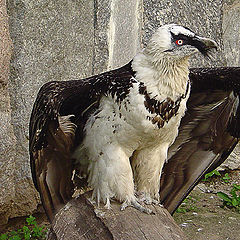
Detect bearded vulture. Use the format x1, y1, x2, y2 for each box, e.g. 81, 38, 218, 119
29, 24, 240, 221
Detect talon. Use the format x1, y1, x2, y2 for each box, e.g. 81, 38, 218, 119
151, 199, 161, 205
87, 197, 96, 205
120, 201, 128, 211
120, 200, 154, 214
104, 198, 111, 209
138, 192, 161, 206
132, 200, 154, 214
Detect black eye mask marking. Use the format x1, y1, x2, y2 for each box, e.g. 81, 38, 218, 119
170, 33, 212, 57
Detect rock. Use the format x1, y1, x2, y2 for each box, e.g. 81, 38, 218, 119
222, 1, 240, 67
106, 0, 142, 69
47, 193, 186, 240
218, 144, 240, 170
0, 0, 16, 225
218, 1, 240, 171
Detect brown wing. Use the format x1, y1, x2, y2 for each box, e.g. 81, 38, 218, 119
29, 81, 87, 221
29, 62, 135, 221
160, 67, 240, 214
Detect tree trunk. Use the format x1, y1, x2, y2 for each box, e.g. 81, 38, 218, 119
47, 192, 185, 240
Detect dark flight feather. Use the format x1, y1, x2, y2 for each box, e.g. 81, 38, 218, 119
29, 63, 240, 220
160, 67, 240, 214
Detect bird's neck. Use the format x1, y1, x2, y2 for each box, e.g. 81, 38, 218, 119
132, 51, 190, 101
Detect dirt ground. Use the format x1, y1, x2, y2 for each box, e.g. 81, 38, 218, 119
1, 170, 239, 239
173, 170, 240, 240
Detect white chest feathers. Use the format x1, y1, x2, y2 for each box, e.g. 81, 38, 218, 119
72, 78, 190, 209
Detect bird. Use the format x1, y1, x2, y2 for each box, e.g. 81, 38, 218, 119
29, 23, 240, 221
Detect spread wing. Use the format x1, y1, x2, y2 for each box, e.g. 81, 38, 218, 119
29, 62, 135, 221
160, 67, 240, 214
29, 80, 91, 221
30, 63, 240, 221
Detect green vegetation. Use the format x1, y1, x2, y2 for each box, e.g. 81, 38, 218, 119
202, 169, 221, 181
222, 173, 231, 183
175, 196, 197, 213
176, 170, 238, 214
203, 170, 231, 184
217, 184, 240, 213
0, 216, 46, 240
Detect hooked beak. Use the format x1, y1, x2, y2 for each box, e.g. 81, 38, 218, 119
192, 36, 218, 57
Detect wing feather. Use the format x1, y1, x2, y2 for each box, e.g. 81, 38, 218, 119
160, 67, 240, 214
29, 62, 135, 221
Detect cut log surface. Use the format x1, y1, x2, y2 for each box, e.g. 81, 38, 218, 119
47, 192, 186, 240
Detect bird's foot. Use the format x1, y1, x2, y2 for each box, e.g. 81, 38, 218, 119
137, 192, 163, 207
104, 198, 111, 209
120, 199, 154, 214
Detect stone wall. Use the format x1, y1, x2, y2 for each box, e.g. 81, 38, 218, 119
0, 0, 239, 224
217, 1, 240, 170
0, 0, 16, 225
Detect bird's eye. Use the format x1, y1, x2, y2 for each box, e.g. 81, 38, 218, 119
176, 40, 183, 45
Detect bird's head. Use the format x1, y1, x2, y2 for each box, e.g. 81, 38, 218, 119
146, 24, 217, 61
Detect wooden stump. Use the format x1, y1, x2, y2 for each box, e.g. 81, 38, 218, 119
47, 192, 186, 240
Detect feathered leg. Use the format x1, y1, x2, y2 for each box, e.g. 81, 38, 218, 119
86, 143, 152, 214
88, 143, 134, 205
131, 143, 168, 205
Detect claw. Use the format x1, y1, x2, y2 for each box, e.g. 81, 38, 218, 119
120, 199, 154, 214
104, 198, 111, 209
138, 192, 163, 207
